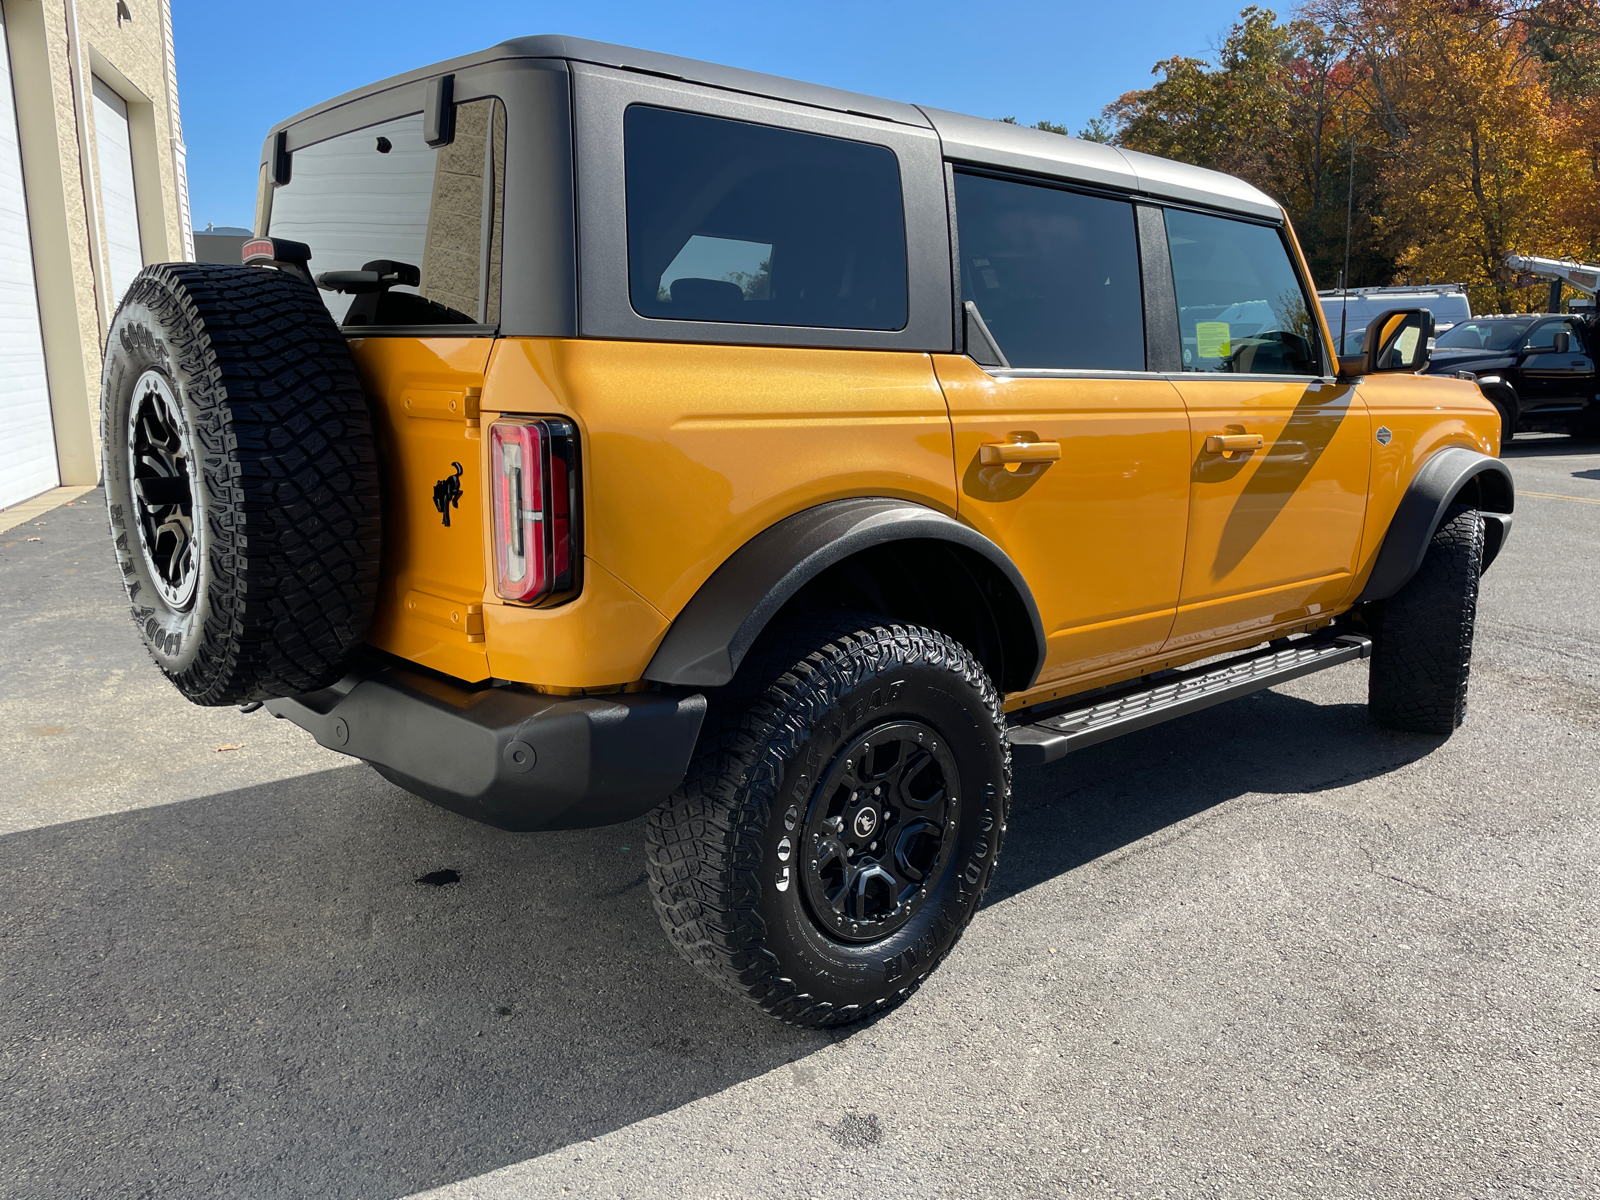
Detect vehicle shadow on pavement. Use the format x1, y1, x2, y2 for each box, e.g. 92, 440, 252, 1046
1501, 438, 1598, 460
988, 686, 1444, 907
0, 684, 1438, 1200
0, 767, 829, 1200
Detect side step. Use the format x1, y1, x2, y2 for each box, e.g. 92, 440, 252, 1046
1008, 632, 1372, 766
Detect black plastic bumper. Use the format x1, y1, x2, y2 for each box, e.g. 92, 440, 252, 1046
265, 666, 707, 831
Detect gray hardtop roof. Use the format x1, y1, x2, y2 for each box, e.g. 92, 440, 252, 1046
272, 34, 1283, 221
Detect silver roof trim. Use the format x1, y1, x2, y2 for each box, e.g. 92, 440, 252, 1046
498, 35, 931, 128
918, 106, 1282, 220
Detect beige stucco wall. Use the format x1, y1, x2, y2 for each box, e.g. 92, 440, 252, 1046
4, 0, 191, 485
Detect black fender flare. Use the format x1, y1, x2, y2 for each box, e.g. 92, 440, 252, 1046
1476, 379, 1520, 427
1355, 445, 1514, 604
642, 497, 1047, 689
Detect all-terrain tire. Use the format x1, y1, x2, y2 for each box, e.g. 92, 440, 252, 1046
100, 263, 381, 705
1368, 505, 1484, 734
646, 616, 1009, 1028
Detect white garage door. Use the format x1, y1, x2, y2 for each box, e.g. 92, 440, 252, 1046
92, 76, 143, 311
0, 4, 57, 510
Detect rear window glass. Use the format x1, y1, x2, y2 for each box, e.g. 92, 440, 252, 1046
624, 106, 908, 330
954, 172, 1144, 370
1166, 209, 1322, 376
267, 99, 505, 328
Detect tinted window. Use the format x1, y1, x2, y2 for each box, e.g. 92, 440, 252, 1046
624, 106, 907, 330
953, 173, 1144, 370
1435, 319, 1533, 351
267, 100, 505, 327
1526, 319, 1586, 351
1166, 209, 1322, 376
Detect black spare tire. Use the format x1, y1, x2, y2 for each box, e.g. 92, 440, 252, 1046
101, 263, 381, 705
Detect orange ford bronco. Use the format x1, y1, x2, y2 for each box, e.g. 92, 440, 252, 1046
100, 36, 1512, 1028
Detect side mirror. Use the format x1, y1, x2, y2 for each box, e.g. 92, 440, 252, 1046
1553, 330, 1571, 354
1340, 308, 1434, 379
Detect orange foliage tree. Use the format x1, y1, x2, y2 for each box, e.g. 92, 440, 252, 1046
1096, 1, 1600, 312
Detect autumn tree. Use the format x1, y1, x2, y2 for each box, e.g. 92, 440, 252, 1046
1087, 1, 1600, 308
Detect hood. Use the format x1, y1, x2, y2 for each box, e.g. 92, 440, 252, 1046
1425, 347, 1516, 375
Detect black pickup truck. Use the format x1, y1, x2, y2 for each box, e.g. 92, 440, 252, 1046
1424, 312, 1599, 441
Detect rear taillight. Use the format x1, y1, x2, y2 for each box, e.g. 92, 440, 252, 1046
489, 418, 580, 604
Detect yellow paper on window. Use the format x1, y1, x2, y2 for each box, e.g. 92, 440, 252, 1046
1196, 321, 1231, 359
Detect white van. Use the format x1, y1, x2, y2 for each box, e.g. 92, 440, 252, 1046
1320, 284, 1473, 353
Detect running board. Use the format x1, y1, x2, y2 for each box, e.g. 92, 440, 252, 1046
1008, 632, 1372, 766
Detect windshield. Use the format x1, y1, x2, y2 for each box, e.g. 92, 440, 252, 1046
1435, 320, 1533, 351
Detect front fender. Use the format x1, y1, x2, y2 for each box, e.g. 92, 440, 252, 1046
1355, 446, 1514, 604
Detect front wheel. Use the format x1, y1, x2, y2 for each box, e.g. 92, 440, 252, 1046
1367, 506, 1484, 734
646, 617, 1009, 1028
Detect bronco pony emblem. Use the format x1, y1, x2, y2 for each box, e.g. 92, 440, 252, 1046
432, 462, 464, 526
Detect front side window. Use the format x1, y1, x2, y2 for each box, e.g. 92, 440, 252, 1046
624, 106, 908, 330
1166, 209, 1322, 376
1525, 319, 1586, 352
953, 172, 1144, 371
267, 99, 505, 328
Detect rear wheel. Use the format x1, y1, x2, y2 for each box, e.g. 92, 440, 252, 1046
1367, 506, 1484, 734
101, 263, 381, 705
646, 617, 1009, 1027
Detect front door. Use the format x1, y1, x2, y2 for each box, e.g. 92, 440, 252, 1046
939, 172, 1191, 688
1159, 208, 1370, 652
1518, 318, 1595, 411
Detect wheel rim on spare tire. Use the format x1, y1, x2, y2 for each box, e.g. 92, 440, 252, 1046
126, 369, 201, 611
797, 719, 959, 944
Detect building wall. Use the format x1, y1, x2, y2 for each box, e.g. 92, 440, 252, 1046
2, 0, 191, 491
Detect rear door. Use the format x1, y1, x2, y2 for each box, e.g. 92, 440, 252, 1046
265, 97, 506, 682
938, 172, 1191, 687
1160, 208, 1369, 654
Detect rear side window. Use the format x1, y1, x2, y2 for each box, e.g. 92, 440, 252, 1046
954, 172, 1144, 370
624, 106, 908, 330
1165, 209, 1322, 376
267, 99, 505, 328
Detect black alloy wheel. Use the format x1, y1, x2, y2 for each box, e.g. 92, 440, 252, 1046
798, 721, 958, 943
647, 616, 1010, 1028
126, 369, 200, 611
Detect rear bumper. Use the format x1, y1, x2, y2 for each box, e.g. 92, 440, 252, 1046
265, 664, 707, 831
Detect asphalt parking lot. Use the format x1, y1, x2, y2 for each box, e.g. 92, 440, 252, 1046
1, 437, 1596, 1200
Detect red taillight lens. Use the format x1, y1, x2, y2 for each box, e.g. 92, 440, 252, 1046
490, 418, 580, 604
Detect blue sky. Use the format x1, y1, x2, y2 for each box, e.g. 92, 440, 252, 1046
174, 0, 1254, 230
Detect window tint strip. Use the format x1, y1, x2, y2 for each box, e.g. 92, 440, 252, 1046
1136, 205, 1179, 373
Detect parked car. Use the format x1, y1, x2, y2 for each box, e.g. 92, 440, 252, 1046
97, 35, 1511, 1028
1424, 313, 1600, 441
1320, 284, 1473, 354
